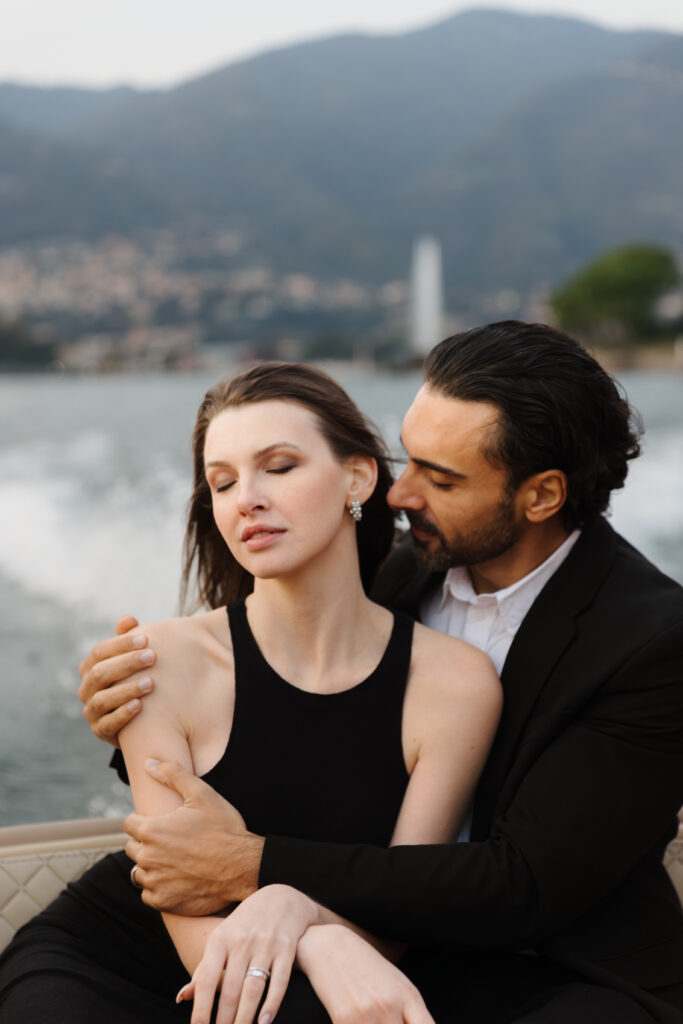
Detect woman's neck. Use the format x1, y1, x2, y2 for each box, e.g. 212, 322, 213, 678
245, 559, 391, 695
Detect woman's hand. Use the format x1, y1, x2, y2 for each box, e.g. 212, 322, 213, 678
297, 925, 434, 1024
177, 884, 322, 1024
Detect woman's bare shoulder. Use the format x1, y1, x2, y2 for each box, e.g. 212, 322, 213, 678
411, 620, 494, 671
138, 609, 234, 692
141, 607, 230, 646
410, 621, 501, 705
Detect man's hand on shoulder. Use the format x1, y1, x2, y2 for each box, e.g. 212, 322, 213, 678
78, 616, 156, 747
125, 759, 264, 915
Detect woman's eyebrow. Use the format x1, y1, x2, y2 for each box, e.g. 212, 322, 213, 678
254, 442, 303, 458
205, 442, 303, 469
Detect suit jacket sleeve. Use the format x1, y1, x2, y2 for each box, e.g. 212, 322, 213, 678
110, 747, 129, 784
259, 620, 683, 948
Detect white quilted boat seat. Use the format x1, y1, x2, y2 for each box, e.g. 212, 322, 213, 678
0, 817, 126, 952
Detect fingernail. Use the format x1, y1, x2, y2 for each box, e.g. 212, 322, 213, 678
260, 1014, 272, 1024
140, 649, 154, 666
131, 634, 146, 649
175, 984, 187, 1003
127, 699, 141, 712
145, 758, 160, 771
137, 677, 152, 693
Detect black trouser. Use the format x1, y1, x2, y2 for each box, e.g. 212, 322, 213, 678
0, 969, 331, 1024
401, 948, 683, 1024
3, 940, 681, 1024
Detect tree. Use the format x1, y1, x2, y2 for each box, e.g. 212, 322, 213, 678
551, 244, 680, 343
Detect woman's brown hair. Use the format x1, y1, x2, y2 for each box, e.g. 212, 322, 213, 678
180, 362, 396, 611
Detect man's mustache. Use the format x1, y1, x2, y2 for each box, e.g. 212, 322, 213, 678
406, 512, 443, 540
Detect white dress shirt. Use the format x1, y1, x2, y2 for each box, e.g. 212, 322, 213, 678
420, 529, 580, 841
421, 529, 581, 676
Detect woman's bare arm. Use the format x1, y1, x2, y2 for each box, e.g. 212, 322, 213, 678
391, 623, 502, 846
118, 618, 228, 976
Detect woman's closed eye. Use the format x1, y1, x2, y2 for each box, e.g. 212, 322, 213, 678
213, 465, 294, 491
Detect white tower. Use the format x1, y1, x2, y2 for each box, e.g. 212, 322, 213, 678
410, 235, 443, 357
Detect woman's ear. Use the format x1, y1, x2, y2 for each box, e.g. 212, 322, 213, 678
346, 455, 378, 506
522, 469, 567, 523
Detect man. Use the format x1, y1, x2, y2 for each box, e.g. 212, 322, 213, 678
80, 321, 683, 1022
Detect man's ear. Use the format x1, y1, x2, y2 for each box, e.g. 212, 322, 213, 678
522, 469, 568, 523
347, 455, 378, 506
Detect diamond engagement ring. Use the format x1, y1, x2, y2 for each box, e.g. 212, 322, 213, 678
245, 967, 271, 982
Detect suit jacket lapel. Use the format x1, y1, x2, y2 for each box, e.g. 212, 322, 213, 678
471, 519, 619, 839
389, 564, 440, 618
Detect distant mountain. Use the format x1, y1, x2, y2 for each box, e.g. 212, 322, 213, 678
392, 34, 683, 296
0, 116, 171, 244
0, 83, 142, 137
69, 12, 662, 192
0, 9, 680, 297
61, 10, 667, 279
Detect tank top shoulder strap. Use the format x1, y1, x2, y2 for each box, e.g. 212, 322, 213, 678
226, 598, 264, 684
374, 609, 414, 701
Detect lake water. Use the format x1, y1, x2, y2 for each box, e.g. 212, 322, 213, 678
1, 368, 682, 826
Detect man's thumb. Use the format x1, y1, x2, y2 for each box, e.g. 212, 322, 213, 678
145, 758, 201, 802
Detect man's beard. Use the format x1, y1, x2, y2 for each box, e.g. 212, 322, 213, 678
407, 492, 519, 572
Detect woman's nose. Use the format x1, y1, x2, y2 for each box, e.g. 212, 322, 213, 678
236, 480, 269, 515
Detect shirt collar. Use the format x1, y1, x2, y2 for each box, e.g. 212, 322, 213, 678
437, 530, 581, 631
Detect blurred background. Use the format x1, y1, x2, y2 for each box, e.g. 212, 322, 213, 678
1, 0, 682, 825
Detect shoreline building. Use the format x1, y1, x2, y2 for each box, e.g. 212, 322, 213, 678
410, 235, 444, 357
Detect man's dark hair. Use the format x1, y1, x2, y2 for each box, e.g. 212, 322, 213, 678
424, 320, 642, 529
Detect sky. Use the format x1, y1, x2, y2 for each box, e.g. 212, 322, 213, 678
4, 0, 683, 89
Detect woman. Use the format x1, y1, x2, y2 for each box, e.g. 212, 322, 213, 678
0, 363, 501, 1024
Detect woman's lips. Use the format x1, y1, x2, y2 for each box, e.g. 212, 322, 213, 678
243, 528, 286, 551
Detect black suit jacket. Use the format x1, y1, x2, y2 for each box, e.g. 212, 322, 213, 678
260, 519, 683, 1020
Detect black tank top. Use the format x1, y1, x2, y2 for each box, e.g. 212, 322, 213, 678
202, 600, 413, 846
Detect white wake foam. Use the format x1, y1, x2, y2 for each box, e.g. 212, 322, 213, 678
610, 428, 683, 571
0, 429, 188, 624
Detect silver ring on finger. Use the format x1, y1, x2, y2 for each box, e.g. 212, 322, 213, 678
245, 967, 271, 983
130, 864, 143, 890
